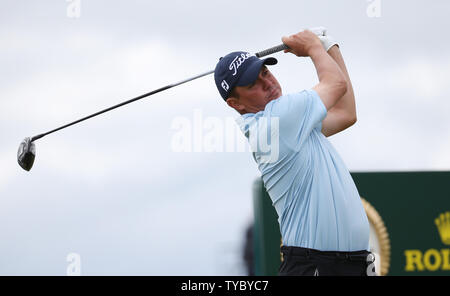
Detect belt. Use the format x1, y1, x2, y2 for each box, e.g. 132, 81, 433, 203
281, 246, 373, 262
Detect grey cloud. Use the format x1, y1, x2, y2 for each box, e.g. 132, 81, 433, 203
1, 0, 449, 275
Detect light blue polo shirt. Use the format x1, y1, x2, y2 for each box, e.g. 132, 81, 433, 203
236, 89, 369, 251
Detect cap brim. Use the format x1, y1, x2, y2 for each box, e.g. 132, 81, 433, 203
236, 57, 278, 87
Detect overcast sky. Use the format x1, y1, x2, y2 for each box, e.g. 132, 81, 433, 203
1, 0, 449, 275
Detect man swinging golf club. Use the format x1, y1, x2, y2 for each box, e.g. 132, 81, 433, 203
214, 28, 374, 276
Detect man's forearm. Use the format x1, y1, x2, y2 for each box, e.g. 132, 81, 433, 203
327, 46, 356, 120
310, 45, 346, 87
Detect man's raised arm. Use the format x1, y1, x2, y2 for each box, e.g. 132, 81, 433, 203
282, 30, 348, 111
320, 42, 357, 137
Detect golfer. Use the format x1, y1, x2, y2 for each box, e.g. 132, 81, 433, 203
214, 28, 374, 276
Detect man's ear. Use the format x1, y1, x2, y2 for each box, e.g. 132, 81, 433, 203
226, 97, 244, 112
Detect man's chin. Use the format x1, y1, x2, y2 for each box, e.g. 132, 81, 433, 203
268, 90, 282, 102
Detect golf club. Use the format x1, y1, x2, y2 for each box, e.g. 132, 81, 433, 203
17, 43, 289, 171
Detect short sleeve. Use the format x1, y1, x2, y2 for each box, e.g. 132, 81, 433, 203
268, 89, 327, 150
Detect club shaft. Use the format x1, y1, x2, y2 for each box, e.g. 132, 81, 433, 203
31, 70, 214, 142
30, 44, 288, 142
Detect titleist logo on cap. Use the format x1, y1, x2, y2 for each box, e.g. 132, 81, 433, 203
229, 52, 253, 76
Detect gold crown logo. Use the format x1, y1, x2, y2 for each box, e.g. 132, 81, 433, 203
435, 212, 450, 245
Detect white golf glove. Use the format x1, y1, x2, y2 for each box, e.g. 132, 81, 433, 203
308, 26, 339, 52
308, 26, 327, 36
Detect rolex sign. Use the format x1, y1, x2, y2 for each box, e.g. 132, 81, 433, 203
351, 171, 450, 275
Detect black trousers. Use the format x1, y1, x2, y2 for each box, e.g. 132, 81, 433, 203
279, 246, 375, 276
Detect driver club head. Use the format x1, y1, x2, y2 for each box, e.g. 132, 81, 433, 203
17, 137, 36, 171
